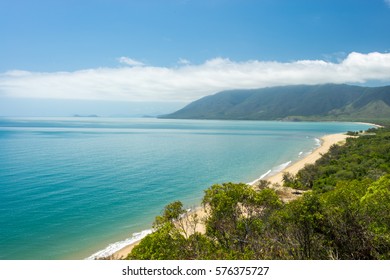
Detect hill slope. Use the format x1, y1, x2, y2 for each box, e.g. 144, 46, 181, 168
161, 84, 390, 121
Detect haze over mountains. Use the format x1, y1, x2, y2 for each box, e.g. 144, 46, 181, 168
162, 84, 390, 122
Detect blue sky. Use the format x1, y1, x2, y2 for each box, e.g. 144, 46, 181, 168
1, 0, 390, 116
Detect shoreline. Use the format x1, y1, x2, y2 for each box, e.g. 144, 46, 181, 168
256, 133, 350, 202
265, 133, 349, 184
101, 132, 350, 260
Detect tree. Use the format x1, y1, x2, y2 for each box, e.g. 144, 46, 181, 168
360, 175, 390, 259
275, 193, 327, 259
153, 201, 186, 228
296, 164, 318, 189
282, 172, 296, 188
202, 182, 281, 255
128, 223, 188, 260
320, 179, 376, 259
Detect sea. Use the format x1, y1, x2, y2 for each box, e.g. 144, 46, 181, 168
0, 117, 373, 259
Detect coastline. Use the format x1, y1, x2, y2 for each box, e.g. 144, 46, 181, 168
102, 132, 350, 260
257, 133, 350, 202
265, 133, 349, 184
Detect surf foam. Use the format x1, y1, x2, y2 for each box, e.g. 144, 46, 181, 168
86, 229, 153, 260
248, 161, 292, 185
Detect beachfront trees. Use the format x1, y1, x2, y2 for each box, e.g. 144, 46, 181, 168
130, 200, 193, 259
153, 201, 185, 228
282, 172, 296, 188
295, 164, 318, 189
128, 127, 390, 260
286, 128, 390, 192
129, 223, 188, 260
202, 183, 282, 256
128, 176, 390, 260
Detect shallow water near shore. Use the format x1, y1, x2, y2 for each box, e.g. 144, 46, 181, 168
0, 117, 373, 259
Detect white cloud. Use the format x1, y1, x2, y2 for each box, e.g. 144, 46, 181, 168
1, 52, 390, 103
178, 58, 191, 65
385, 0, 390, 7
118, 57, 145, 66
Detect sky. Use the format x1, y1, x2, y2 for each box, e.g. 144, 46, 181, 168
1, 0, 390, 116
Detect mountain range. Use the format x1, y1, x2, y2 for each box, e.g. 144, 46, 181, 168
161, 84, 390, 122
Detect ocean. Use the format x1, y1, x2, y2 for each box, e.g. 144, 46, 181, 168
0, 117, 373, 259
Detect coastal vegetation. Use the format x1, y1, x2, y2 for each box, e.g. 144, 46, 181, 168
127, 126, 390, 260
161, 84, 390, 122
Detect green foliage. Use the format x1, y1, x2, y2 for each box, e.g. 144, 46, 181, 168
282, 193, 326, 259
360, 176, 390, 258
153, 201, 185, 228
202, 183, 282, 255
320, 180, 376, 259
128, 223, 188, 260
282, 172, 297, 188
346, 131, 359, 136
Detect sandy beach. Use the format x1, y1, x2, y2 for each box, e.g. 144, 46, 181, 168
108, 132, 349, 259
265, 133, 349, 184
110, 241, 142, 259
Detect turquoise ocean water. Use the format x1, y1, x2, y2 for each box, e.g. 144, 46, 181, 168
0, 118, 373, 259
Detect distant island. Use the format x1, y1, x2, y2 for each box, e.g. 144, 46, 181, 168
73, 114, 99, 118
161, 84, 390, 122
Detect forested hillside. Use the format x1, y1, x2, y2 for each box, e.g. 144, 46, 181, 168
162, 84, 390, 122
127, 127, 390, 260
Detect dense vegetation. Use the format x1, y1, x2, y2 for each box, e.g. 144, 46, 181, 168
127, 127, 390, 260
161, 84, 390, 122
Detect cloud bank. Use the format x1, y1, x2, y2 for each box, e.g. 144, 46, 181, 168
1, 52, 390, 103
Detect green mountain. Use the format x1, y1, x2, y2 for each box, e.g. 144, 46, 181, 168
161, 84, 390, 122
